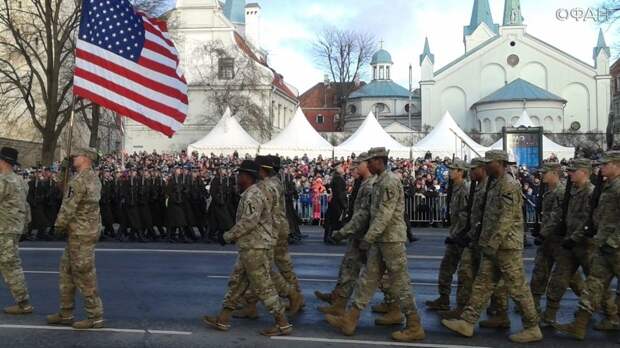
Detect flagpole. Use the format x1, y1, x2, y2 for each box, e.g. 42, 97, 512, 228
63, 95, 77, 189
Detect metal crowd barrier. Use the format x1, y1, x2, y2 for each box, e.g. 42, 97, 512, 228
294, 193, 329, 223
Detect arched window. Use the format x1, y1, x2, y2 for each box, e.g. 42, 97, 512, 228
373, 103, 390, 115
379, 66, 384, 79
373, 66, 377, 80
544, 116, 554, 131
404, 103, 417, 113
483, 118, 492, 132
495, 117, 506, 131
386, 66, 390, 80
348, 104, 357, 114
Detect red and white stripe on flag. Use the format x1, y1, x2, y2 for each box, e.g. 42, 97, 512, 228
74, 0, 188, 138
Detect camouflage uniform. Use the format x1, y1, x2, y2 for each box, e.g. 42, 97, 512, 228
221, 184, 284, 316
460, 172, 539, 329
331, 175, 375, 299
350, 169, 418, 316
54, 167, 104, 320
0, 172, 31, 304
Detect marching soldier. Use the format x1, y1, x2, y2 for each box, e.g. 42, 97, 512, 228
325, 147, 425, 342
0, 147, 34, 315
27, 169, 51, 241
47, 147, 104, 329
203, 160, 293, 336
426, 160, 469, 311
166, 166, 189, 243
99, 169, 116, 240
441, 150, 543, 343
555, 151, 620, 341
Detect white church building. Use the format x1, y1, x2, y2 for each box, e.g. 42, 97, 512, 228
419, 0, 611, 136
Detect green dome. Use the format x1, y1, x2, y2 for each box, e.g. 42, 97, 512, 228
371, 49, 393, 65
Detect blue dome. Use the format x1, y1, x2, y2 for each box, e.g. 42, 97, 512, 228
371, 49, 393, 65
349, 80, 410, 99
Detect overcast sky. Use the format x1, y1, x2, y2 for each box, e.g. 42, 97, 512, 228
170, 0, 618, 92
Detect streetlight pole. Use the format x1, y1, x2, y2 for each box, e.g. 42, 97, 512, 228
408, 64, 413, 146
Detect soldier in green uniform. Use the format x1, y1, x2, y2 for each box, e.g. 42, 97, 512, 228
426, 160, 469, 311
47, 147, 104, 329
541, 159, 617, 328
555, 151, 620, 342
203, 160, 293, 337
0, 147, 33, 315
325, 147, 425, 342
442, 150, 543, 343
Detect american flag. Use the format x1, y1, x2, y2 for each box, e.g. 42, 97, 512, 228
74, 0, 188, 137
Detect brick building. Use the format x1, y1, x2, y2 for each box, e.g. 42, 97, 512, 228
299, 79, 364, 132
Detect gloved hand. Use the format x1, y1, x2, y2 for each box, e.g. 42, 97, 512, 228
330, 230, 344, 243
444, 237, 455, 245
600, 243, 616, 255
220, 231, 232, 246
561, 238, 577, 250
53, 227, 66, 240
358, 240, 370, 251
60, 157, 72, 170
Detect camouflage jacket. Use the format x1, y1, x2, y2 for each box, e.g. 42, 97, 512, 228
539, 183, 565, 239
593, 176, 620, 248
467, 176, 487, 242
0, 172, 28, 235
564, 182, 593, 243
363, 170, 407, 244
448, 181, 470, 238
334, 175, 375, 241
478, 173, 524, 251
267, 176, 289, 240
225, 183, 274, 250
55, 168, 102, 237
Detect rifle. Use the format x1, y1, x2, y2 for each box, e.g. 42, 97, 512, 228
555, 177, 573, 237
453, 180, 477, 247
584, 170, 604, 238
446, 177, 454, 225
531, 180, 547, 240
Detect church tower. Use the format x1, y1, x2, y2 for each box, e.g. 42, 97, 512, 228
223, 0, 246, 33
419, 37, 435, 128
463, 0, 498, 52
503, 0, 524, 26
371, 42, 394, 80
594, 28, 611, 74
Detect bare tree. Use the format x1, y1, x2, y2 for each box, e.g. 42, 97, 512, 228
312, 27, 376, 130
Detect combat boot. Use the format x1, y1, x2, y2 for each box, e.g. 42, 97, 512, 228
46, 311, 74, 326
318, 296, 347, 316
593, 314, 620, 331
371, 302, 389, 313
73, 317, 104, 330
554, 309, 591, 340
233, 302, 259, 319
203, 309, 233, 331
509, 325, 543, 343
325, 307, 361, 336
260, 312, 293, 337
314, 290, 335, 304
541, 301, 560, 327
438, 306, 464, 320
425, 295, 449, 311
441, 318, 474, 337
391, 312, 426, 342
3, 300, 33, 315
287, 289, 304, 315
375, 303, 404, 326
479, 313, 510, 329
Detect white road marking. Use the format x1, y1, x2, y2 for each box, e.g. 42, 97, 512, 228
206, 276, 455, 287
24, 271, 59, 274
0, 324, 191, 335
271, 336, 491, 348
19, 248, 534, 261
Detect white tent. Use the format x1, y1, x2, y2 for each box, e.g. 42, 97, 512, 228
491, 110, 575, 160
334, 111, 410, 158
411, 111, 489, 159
187, 108, 259, 156
260, 108, 333, 159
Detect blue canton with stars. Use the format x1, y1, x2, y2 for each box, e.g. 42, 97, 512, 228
79, 0, 145, 62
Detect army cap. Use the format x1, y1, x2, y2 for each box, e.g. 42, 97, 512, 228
353, 152, 369, 164
235, 160, 259, 178
598, 150, 620, 164
269, 155, 281, 170
367, 147, 389, 160
467, 157, 486, 169
567, 158, 592, 172
448, 159, 468, 171
538, 162, 561, 174
73, 147, 98, 161
255, 155, 273, 169
482, 150, 515, 164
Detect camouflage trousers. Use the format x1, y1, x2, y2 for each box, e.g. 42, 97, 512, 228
273, 235, 301, 293
352, 242, 418, 316
577, 248, 620, 315
455, 246, 508, 314
59, 235, 103, 319
243, 248, 291, 303
0, 234, 29, 303
223, 248, 284, 316
530, 237, 584, 300
462, 249, 539, 329
437, 243, 464, 297
547, 241, 616, 316
333, 239, 364, 299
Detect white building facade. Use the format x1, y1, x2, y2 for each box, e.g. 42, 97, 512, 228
419, 0, 611, 136
124, 0, 298, 153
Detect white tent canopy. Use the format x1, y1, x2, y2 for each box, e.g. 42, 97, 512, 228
411, 111, 489, 159
334, 111, 410, 158
491, 110, 575, 160
187, 108, 259, 156
260, 108, 333, 158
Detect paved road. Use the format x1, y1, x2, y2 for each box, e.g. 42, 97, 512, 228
0, 226, 617, 348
